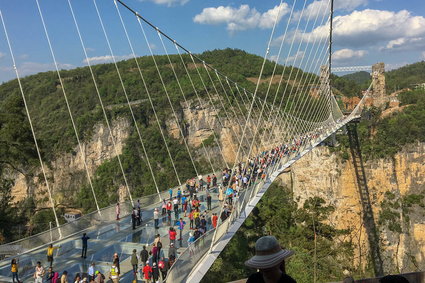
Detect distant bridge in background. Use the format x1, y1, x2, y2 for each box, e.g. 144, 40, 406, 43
331, 65, 372, 73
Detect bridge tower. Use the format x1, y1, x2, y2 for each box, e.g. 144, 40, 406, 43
346, 120, 384, 277
370, 62, 387, 108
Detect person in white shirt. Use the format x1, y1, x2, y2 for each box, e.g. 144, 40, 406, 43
88, 262, 95, 281
34, 261, 44, 283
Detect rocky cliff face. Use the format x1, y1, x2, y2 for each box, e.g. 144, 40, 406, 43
279, 143, 425, 273
10, 118, 131, 206
165, 99, 283, 165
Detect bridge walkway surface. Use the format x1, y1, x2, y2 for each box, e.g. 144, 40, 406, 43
0, 185, 221, 282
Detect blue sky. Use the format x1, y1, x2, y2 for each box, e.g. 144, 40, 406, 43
0, 0, 424, 83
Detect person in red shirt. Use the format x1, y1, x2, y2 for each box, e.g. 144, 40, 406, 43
166, 200, 172, 225
206, 175, 211, 190
143, 263, 152, 282
169, 227, 177, 246
189, 209, 194, 229
212, 213, 218, 228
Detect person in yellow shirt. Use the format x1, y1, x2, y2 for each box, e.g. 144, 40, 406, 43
46, 244, 61, 267
109, 260, 119, 283
11, 258, 20, 283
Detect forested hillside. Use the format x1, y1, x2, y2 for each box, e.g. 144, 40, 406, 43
386, 61, 425, 91
342, 71, 371, 85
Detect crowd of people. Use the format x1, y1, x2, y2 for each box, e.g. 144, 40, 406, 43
9, 129, 329, 282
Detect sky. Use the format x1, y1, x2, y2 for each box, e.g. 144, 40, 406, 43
0, 0, 424, 83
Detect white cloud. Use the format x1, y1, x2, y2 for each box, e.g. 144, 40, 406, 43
0, 52, 5, 59
287, 51, 306, 63
148, 43, 157, 50
142, 0, 189, 7
295, 9, 425, 49
82, 54, 133, 64
19, 54, 29, 59
85, 47, 95, 52
193, 3, 289, 33
382, 37, 425, 52
333, 48, 367, 61
334, 0, 368, 11
294, 0, 367, 21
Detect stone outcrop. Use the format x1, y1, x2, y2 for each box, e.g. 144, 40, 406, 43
10, 118, 131, 206
279, 142, 425, 273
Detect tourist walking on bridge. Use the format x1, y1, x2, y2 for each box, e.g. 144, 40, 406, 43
176, 218, 186, 246
109, 260, 119, 283
154, 208, 160, 229
34, 261, 45, 283
47, 243, 61, 267
115, 203, 120, 220
140, 245, 149, 266
112, 252, 120, 277
169, 227, 177, 246
143, 262, 153, 283
207, 192, 212, 210
131, 249, 138, 274
81, 233, 90, 259
10, 258, 20, 283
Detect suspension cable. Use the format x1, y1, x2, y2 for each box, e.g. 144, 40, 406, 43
35, 0, 102, 215
0, 10, 62, 237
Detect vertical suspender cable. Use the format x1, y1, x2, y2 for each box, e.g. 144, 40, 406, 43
35, 0, 101, 215
67, 0, 163, 201
0, 10, 62, 238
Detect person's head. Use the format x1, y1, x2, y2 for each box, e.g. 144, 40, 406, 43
138, 199, 140, 203
143, 245, 146, 250
63, 271, 68, 277
11, 258, 16, 264
74, 273, 81, 280
49, 244, 53, 248
133, 249, 136, 253
113, 252, 118, 258
170, 243, 174, 247
117, 202, 119, 206
95, 270, 100, 277
245, 236, 294, 273
91, 262, 95, 266
180, 218, 183, 221
343, 277, 355, 283
36, 261, 41, 267
83, 233, 86, 237
48, 267, 52, 272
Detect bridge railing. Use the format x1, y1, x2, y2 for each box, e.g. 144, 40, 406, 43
165, 229, 216, 283
0, 189, 168, 256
